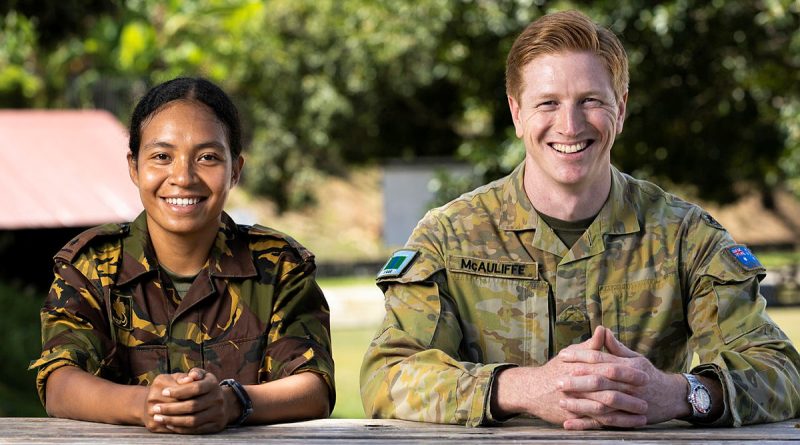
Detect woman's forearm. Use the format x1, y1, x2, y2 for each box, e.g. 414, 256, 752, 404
45, 366, 147, 425
245, 372, 331, 424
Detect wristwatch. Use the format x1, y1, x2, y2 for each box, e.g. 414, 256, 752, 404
219, 378, 253, 426
682, 373, 711, 419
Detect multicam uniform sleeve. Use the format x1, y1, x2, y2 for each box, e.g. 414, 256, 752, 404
683, 207, 800, 426
361, 214, 514, 427
29, 255, 117, 404
261, 251, 335, 407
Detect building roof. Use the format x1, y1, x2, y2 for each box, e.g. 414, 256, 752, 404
704, 189, 800, 250
0, 110, 142, 229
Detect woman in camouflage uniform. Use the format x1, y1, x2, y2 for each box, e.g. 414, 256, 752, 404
31, 77, 334, 433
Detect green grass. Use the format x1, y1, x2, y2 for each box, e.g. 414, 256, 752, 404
330, 327, 377, 418
757, 251, 800, 269
317, 276, 376, 289
767, 307, 800, 345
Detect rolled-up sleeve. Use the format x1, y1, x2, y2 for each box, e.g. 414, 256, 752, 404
685, 209, 800, 426
361, 220, 515, 428
262, 258, 335, 407
361, 273, 513, 427
29, 261, 114, 404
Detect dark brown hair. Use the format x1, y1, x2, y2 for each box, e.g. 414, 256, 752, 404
128, 77, 242, 160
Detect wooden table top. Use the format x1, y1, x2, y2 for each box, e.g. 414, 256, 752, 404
1, 417, 798, 444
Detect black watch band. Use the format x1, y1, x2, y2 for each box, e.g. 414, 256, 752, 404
219, 378, 253, 427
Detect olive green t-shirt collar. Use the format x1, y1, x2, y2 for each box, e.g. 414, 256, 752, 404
116, 211, 257, 286
499, 162, 640, 237
160, 264, 198, 300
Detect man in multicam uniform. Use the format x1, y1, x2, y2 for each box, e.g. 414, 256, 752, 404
361, 10, 800, 429
31, 77, 333, 433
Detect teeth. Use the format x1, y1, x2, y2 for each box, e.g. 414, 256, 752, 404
551, 142, 588, 153
165, 197, 201, 206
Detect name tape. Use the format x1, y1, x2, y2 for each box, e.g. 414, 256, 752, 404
448, 255, 538, 280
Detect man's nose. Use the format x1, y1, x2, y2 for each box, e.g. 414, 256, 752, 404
556, 104, 585, 136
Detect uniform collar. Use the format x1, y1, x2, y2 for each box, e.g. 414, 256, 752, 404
208, 212, 258, 278
498, 163, 539, 231
498, 162, 640, 237
116, 211, 257, 287
595, 166, 641, 236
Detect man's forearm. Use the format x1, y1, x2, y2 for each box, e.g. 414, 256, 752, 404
490, 367, 525, 419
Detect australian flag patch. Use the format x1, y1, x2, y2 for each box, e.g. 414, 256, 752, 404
726, 245, 762, 271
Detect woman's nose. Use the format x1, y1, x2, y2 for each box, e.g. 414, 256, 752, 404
169, 156, 196, 186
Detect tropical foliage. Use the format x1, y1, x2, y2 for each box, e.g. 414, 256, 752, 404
2, 0, 799, 208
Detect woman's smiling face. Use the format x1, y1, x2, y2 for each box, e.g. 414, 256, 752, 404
128, 100, 243, 241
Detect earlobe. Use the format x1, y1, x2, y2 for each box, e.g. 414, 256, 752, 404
231, 155, 245, 187
127, 152, 139, 187
616, 92, 628, 135
508, 95, 524, 139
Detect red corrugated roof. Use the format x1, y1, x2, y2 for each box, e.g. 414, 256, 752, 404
0, 110, 143, 229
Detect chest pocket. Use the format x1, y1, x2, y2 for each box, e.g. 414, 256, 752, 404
122, 345, 168, 385
106, 286, 171, 385
447, 256, 549, 366
202, 334, 267, 384
599, 272, 687, 370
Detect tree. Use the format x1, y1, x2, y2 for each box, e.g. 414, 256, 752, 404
2, 0, 799, 209
597, 0, 800, 204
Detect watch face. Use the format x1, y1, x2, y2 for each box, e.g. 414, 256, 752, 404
693, 387, 711, 414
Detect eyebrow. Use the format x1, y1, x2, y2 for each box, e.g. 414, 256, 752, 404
529, 89, 610, 100
580, 90, 610, 98
142, 140, 228, 151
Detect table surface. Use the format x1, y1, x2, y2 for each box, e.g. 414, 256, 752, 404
1, 417, 799, 444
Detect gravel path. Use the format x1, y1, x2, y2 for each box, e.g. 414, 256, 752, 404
321, 284, 386, 329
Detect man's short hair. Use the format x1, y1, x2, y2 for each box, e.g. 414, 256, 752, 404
505, 10, 629, 103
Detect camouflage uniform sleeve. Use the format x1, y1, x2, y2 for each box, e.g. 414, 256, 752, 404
684, 207, 800, 426
262, 252, 335, 408
361, 214, 514, 427
28, 260, 115, 404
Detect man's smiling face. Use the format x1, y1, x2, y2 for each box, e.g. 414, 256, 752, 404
508, 51, 627, 193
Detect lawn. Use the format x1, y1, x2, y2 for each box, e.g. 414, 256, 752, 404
330, 327, 376, 418
767, 307, 800, 348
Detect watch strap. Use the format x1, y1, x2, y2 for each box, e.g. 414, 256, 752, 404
219, 378, 253, 427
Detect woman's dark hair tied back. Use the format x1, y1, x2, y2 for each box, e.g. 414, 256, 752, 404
128, 77, 242, 160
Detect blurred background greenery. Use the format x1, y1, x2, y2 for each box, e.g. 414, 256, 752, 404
3, 0, 799, 209
2, 0, 800, 419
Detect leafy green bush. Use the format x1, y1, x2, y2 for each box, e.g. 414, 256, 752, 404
9, 1, 800, 210
0, 281, 46, 416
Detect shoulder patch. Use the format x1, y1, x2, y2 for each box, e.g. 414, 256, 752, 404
701, 212, 725, 230
377, 250, 419, 279
725, 245, 762, 271
55, 223, 128, 263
